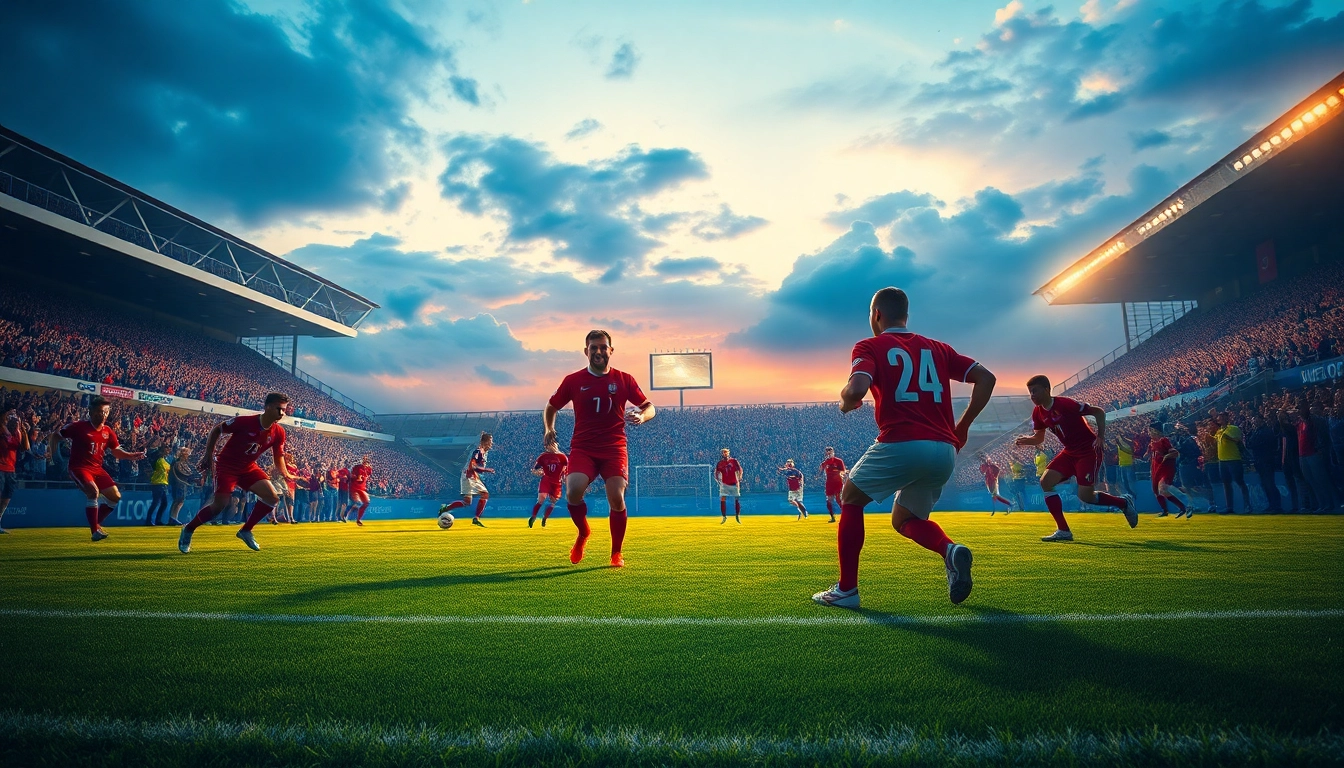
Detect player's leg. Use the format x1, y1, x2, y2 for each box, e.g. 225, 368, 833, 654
354, 490, 370, 524
604, 472, 629, 567
530, 493, 546, 527
1039, 467, 1073, 541
471, 490, 489, 526
564, 471, 594, 563
236, 473, 282, 551
720, 493, 728, 522
179, 479, 236, 553
69, 470, 103, 539
734, 495, 741, 522
1160, 479, 1188, 515
990, 480, 1012, 510
1076, 474, 1137, 528
812, 478, 871, 607
542, 490, 559, 526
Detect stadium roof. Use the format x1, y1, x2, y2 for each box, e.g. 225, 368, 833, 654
1036, 71, 1344, 305
0, 125, 377, 338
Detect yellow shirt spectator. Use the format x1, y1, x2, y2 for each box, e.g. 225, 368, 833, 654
1117, 441, 1133, 467
1215, 424, 1243, 462
1009, 460, 1025, 480
1034, 452, 1048, 478
149, 456, 171, 486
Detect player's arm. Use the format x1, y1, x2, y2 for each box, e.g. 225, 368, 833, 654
839, 372, 870, 414
1085, 406, 1107, 450
626, 400, 655, 425
542, 404, 560, 447
275, 447, 298, 481
952, 363, 997, 450
1015, 428, 1047, 447
199, 423, 223, 474
15, 416, 31, 452
46, 428, 62, 458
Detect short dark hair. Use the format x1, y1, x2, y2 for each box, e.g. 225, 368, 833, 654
89, 396, 111, 410
1026, 375, 1051, 390
871, 287, 909, 322
264, 392, 290, 407
480, 432, 492, 442
585, 329, 613, 347
825, 446, 835, 452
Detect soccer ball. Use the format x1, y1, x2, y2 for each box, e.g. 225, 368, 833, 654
437, 509, 455, 529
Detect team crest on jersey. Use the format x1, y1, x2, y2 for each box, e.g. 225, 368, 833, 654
852, 358, 865, 367
608, 383, 618, 393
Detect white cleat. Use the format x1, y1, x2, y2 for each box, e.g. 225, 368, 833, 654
91, 528, 109, 542
945, 543, 973, 605
1041, 529, 1074, 542
178, 527, 193, 554
236, 530, 260, 551
811, 584, 860, 609
1121, 494, 1139, 528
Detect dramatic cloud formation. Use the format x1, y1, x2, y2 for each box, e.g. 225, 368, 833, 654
690, 205, 769, 242
607, 42, 642, 79
0, 0, 471, 224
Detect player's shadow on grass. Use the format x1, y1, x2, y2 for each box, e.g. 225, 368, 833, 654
1072, 540, 1217, 552
6, 551, 215, 563
861, 603, 1316, 728
268, 565, 603, 607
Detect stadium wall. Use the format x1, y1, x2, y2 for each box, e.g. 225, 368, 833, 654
0, 366, 393, 441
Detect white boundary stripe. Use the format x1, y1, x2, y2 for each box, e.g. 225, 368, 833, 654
2, 607, 1341, 628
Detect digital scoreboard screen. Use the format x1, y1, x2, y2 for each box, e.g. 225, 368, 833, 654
649, 352, 713, 390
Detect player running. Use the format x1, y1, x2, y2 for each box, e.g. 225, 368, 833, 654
442, 433, 494, 527
529, 444, 568, 528
48, 397, 146, 541
820, 447, 846, 523
0, 408, 33, 534
543, 329, 655, 568
715, 448, 744, 524
1014, 375, 1137, 541
778, 460, 807, 519
978, 453, 1014, 514
349, 454, 373, 525
1145, 423, 1190, 518
812, 288, 996, 609
336, 464, 352, 522
178, 393, 297, 553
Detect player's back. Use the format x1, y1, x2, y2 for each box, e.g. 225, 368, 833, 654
851, 330, 977, 445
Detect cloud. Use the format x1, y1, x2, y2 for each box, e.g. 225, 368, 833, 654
378, 181, 412, 213
606, 42, 641, 79
438, 135, 709, 278
824, 191, 939, 228
565, 118, 603, 140
450, 75, 482, 105
690, 205, 769, 241
652, 257, 723, 277
475, 364, 527, 386
0, 0, 467, 225
1129, 129, 1173, 151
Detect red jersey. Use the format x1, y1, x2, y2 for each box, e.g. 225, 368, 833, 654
60, 420, 119, 474
716, 458, 743, 485
980, 461, 1000, 482
1031, 396, 1096, 456
464, 447, 490, 479
820, 457, 846, 484
548, 368, 649, 454
850, 330, 977, 445
534, 452, 568, 481
337, 468, 350, 490
1149, 437, 1175, 471
350, 464, 372, 490
0, 430, 22, 473
781, 467, 804, 491
214, 414, 285, 474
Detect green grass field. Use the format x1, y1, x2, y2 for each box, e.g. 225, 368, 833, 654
1, 512, 1342, 766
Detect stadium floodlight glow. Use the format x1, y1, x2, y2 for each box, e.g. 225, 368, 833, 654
1313, 103, 1328, 116
1281, 127, 1294, 139
1270, 135, 1282, 146
1233, 160, 1244, 171
1292, 119, 1305, 131
1329, 95, 1341, 108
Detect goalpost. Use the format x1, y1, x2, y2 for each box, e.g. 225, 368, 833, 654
632, 464, 715, 515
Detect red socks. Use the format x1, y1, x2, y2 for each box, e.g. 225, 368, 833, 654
734, 499, 741, 515
97, 503, 114, 525
1046, 493, 1070, 531
826, 500, 836, 517
356, 502, 369, 521
241, 502, 274, 532
473, 498, 487, 519
531, 502, 542, 517
994, 495, 1012, 507
898, 516, 953, 558
1170, 495, 1186, 512
1157, 496, 1169, 513
185, 504, 218, 532
837, 503, 865, 591
1096, 492, 1126, 509
610, 508, 628, 555
84, 504, 99, 533
444, 500, 466, 512
720, 498, 727, 515
542, 503, 555, 521
568, 502, 590, 537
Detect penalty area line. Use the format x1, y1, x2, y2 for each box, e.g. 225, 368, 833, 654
1, 607, 1342, 628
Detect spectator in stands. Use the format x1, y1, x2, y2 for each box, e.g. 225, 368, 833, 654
1299, 401, 1338, 512
1215, 412, 1251, 513
1245, 416, 1283, 513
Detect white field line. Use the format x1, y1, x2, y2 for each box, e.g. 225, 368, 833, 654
1, 709, 1341, 762
1, 606, 1342, 628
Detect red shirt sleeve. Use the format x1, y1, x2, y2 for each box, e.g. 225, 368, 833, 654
107, 429, 120, 450
1031, 407, 1045, 432
58, 423, 73, 439
548, 376, 572, 410
850, 339, 876, 381
625, 372, 649, 406
939, 341, 977, 382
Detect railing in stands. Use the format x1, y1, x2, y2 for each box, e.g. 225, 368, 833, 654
242, 344, 378, 420
1053, 320, 1171, 396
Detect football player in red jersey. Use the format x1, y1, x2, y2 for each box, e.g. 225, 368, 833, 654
1015, 375, 1137, 541
0, 407, 33, 534
978, 453, 1014, 514
1144, 422, 1188, 518
813, 288, 997, 609
349, 455, 373, 525
49, 396, 146, 541
441, 433, 494, 527
715, 447, 744, 524
529, 444, 568, 528
819, 447, 847, 523
543, 330, 655, 568
178, 393, 297, 553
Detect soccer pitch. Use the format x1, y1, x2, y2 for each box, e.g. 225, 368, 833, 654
1, 514, 1341, 766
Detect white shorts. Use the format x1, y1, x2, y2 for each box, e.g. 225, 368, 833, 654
848, 440, 956, 519
461, 474, 488, 496
787, 489, 803, 503
719, 484, 740, 498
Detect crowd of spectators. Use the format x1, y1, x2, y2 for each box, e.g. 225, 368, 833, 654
2, 387, 448, 499
1065, 262, 1344, 412
0, 283, 380, 430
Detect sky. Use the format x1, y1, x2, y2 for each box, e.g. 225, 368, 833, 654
4, 0, 1344, 413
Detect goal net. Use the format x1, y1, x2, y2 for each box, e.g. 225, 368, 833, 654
632, 464, 714, 515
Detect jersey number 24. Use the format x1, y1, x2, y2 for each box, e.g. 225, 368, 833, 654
886, 348, 943, 403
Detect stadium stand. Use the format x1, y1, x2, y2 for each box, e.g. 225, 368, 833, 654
0, 282, 382, 430
1, 387, 447, 499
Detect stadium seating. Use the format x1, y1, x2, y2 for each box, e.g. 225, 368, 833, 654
0, 283, 380, 430
2, 387, 448, 499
